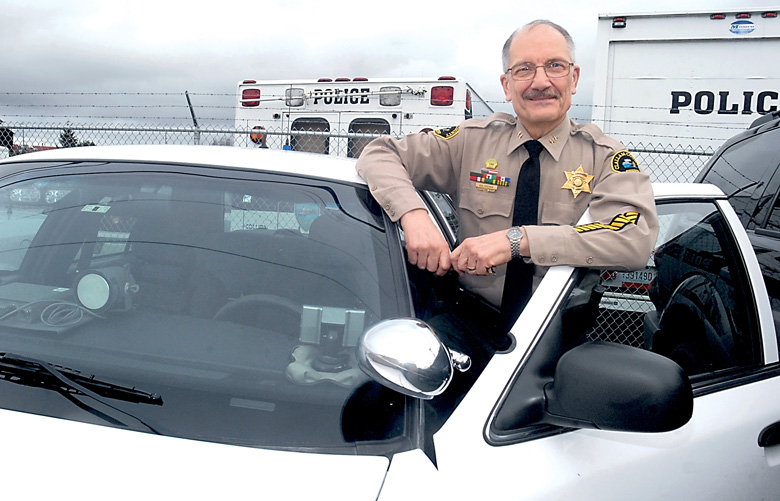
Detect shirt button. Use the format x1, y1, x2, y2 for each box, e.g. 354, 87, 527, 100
551, 256, 558, 263
538, 257, 545, 264
477, 208, 484, 215
586, 257, 594, 264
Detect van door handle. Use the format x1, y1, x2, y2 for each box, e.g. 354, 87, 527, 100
758, 422, 780, 448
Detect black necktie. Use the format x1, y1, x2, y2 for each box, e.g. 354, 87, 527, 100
500, 140, 543, 329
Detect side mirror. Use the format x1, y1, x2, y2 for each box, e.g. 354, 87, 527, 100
544, 341, 693, 432
356, 318, 471, 400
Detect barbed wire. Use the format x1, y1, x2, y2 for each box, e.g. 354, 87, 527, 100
1, 91, 772, 114
0, 91, 764, 146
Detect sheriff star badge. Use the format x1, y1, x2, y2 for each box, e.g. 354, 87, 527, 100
562, 166, 594, 198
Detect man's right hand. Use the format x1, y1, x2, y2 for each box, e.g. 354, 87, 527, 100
400, 209, 452, 276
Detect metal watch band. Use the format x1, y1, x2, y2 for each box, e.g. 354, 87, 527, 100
507, 226, 523, 260
511, 239, 521, 260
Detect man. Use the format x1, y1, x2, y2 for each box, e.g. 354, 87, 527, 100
357, 20, 658, 362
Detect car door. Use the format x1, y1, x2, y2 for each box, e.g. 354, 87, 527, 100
381, 188, 780, 500
496, 195, 780, 499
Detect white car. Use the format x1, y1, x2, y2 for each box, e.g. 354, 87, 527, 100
0, 146, 777, 499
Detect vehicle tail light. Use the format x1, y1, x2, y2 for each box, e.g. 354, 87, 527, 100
612, 16, 627, 28
710, 13, 726, 20
242, 89, 261, 107
335, 77, 351, 82
735, 12, 751, 19
318, 78, 332, 82
431, 86, 454, 106
763, 11, 778, 18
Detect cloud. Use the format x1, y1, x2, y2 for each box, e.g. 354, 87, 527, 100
1, 0, 774, 126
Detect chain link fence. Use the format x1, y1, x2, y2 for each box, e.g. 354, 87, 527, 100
0, 120, 723, 350
0, 122, 714, 182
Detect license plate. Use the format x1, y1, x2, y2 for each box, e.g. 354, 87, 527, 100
601, 268, 656, 291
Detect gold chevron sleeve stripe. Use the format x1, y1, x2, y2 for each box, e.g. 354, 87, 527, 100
574, 212, 640, 233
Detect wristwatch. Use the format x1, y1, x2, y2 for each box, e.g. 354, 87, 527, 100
506, 226, 524, 260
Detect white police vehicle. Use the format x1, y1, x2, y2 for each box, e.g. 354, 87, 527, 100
234, 76, 492, 157
0, 146, 777, 499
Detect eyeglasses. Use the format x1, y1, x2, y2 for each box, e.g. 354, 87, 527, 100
506, 60, 574, 81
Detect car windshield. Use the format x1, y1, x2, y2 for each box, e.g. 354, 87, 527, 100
0, 164, 409, 454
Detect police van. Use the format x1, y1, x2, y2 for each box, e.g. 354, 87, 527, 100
234, 76, 493, 157
591, 8, 780, 152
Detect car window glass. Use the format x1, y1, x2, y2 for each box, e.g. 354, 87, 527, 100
426, 191, 459, 242
291, 118, 329, 154
763, 192, 780, 234
748, 193, 780, 347
702, 134, 779, 222
589, 201, 760, 377
0, 169, 409, 455
349, 119, 390, 159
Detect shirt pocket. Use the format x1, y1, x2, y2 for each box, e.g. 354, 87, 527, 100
540, 201, 580, 226
458, 186, 514, 219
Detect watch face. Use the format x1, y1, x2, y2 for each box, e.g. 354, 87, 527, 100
508, 227, 523, 239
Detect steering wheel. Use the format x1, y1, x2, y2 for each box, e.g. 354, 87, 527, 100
213, 294, 303, 334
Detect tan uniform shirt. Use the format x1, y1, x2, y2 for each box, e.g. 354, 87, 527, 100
356, 112, 659, 307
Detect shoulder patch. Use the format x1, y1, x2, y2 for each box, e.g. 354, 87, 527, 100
611, 150, 640, 173
433, 126, 460, 140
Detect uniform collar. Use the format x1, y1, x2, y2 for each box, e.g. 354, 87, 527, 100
508, 117, 572, 162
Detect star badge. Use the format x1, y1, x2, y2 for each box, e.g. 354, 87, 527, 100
562, 166, 594, 198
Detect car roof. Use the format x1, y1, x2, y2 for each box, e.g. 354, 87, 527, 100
709, 113, 780, 160
0, 145, 721, 200
0, 145, 366, 185
652, 182, 724, 199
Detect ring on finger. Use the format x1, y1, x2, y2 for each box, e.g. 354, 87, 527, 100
486, 266, 496, 275
467, 266, 477, 271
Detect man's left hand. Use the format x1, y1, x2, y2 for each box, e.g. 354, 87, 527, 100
451, 230, 514, 276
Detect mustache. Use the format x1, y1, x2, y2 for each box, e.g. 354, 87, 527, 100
522, 89, 560, 100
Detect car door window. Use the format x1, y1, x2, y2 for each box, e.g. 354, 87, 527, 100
751, 191, 780, 346
601, 201, 760, 375
493, 200, 763, 441
700, 134, 780, 226
422, 191, 459, 246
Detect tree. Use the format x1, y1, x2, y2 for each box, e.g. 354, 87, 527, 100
0, 126, 13, 152
59, 128, 95, 148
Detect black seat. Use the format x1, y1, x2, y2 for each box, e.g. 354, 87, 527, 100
131, 211, 227, 318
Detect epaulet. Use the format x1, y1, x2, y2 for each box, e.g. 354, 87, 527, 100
571, 121, 624, 150
462, 112, 516, 130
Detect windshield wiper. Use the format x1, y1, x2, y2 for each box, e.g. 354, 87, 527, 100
0, 352, 162, 433
0, 353, 162, 405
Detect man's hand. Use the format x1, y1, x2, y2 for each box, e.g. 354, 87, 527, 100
400, 209, 452, 276
451, 229, 515, 276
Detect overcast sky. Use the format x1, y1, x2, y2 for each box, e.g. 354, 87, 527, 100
1, 0, 775, 125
